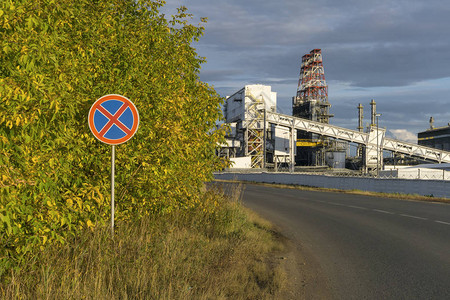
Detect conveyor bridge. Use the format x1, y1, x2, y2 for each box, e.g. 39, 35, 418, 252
266, 111, 450, 164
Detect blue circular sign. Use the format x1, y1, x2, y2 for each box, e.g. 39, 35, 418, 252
88, 94, 139, 145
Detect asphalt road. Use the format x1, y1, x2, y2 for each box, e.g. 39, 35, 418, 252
239, 183, 450, 299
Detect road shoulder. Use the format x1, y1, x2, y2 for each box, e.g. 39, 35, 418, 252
274, 230, 333, 299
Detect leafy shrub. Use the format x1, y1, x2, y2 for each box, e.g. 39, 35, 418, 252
0, 0, 227, 272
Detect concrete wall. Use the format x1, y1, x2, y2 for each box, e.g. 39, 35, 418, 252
229, 157, 252, 169
214, 172, 450, 198
379, 168, 450, 180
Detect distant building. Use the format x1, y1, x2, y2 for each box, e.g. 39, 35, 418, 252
220, 84, 278, 168
418, 124, 450, 151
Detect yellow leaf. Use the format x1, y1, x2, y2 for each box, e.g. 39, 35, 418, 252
86, 220, 93, 228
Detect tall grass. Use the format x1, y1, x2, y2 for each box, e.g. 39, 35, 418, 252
1, 183, 285, 299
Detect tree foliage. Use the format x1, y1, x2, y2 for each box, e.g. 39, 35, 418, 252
0, 0, 227, 269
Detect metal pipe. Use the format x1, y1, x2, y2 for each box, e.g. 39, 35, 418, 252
357, 103, 363, 132
376, 113, 381, 178
263, 109, 266, 168
370, 99, 376, 126
291, 123, 295, 173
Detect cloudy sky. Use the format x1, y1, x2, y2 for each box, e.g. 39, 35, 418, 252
162, 0, 450, 142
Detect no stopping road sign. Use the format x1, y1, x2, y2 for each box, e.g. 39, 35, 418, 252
88, 94, 139, 145
88, 94, 140, 234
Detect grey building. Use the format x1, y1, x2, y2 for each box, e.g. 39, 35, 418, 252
418, 124, 450, 151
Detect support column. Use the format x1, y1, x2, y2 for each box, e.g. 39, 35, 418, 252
290, 124, 295, 173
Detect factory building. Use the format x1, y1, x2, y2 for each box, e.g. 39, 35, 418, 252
221, 84, 279, 169
221, 84, 300, 170
418, 119, 450, 151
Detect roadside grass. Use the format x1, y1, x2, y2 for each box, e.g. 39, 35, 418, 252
0, 184, 285, 299
214, 179, 450, 204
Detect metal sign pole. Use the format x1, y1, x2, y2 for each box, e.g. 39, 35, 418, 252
88, 95, 139, 236
111, 145, 115, 235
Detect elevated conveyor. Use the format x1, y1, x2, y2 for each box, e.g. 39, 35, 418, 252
265, 111, 450, 163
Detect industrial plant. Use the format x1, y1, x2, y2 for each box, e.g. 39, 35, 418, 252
218, 49, 450, 176
418, 118, 450, 151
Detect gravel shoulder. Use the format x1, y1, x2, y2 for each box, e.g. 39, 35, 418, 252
274, 229, 332, 299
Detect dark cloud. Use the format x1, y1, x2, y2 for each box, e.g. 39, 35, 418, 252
194, 0, 450, 87
164, 0, 450, 134
324, 43, 450, 87
198, 69, 242, 82
330, 85, 450, 134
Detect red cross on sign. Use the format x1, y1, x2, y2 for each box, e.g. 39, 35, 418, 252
88, 94, 139, 145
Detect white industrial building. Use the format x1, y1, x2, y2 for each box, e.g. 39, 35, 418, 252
220, 84, 296, 170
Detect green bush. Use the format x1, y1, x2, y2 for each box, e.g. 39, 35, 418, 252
0, 0, 227, 272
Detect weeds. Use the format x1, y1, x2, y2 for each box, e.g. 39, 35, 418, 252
1, 184, 284, 299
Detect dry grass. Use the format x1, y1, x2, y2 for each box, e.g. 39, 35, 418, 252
1, 185, 285, 299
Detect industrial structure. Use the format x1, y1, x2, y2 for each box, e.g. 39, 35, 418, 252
356, 99, 385, 172
219, 50, 450, 173
292, 49, 343, 167
221, 85, 277, 169
418, 118, 450, 151
293, 49, 332, 123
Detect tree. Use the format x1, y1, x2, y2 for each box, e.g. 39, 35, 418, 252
0, 0, 227, 268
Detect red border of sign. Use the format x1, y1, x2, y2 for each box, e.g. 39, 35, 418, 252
88, 94, 139, 145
